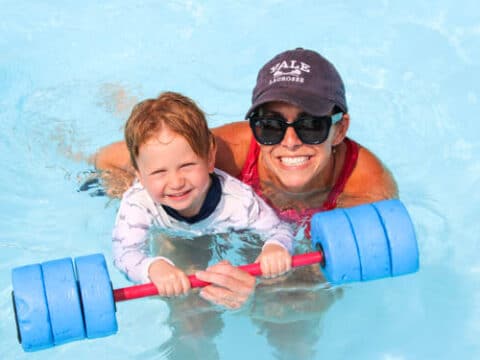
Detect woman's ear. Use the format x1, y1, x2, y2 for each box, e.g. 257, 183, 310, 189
332, 113, 350, 146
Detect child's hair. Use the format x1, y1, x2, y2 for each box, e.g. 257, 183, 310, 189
125, 91, 215, 170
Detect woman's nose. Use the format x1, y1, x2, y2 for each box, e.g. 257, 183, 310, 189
281, 126, 302, 148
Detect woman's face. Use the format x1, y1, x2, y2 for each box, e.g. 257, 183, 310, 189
258, 101, 343, 193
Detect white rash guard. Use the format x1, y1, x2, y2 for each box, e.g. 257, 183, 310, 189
112, 169, 294, 283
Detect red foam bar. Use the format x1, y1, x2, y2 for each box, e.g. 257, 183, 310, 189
113, 251, 323, 302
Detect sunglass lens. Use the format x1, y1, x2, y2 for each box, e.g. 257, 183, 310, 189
296, 117, 331, 144
254, 118, 284, 145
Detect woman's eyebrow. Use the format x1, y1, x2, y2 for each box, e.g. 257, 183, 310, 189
261, 109, 282, 117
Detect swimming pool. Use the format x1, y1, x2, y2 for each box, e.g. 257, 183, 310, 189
1, 1, 479, 359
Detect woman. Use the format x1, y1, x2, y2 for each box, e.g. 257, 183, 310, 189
95, 47, 397, 309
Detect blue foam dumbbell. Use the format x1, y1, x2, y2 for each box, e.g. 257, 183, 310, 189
11, 264, 54, 351
309, 207, 362, 283
11, 199, 419, 352
311, 199, 419, 284
42, 258, 86, 345
372, 200, 419, 276
11, 254, 117, 352
75, 254, 118, 338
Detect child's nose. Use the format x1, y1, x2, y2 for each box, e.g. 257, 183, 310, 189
168, 172, 185, 189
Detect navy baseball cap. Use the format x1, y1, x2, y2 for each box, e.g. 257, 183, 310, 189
246, 48, 348, 118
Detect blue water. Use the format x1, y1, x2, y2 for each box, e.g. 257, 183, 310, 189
1, 1, 480, 359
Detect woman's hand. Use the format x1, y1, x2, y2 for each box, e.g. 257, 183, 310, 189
195, 260, 256, 309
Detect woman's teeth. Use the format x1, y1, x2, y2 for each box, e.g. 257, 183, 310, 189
280, 156, 309, 166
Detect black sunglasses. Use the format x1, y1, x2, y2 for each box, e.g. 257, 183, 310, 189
248, 111, 343, 145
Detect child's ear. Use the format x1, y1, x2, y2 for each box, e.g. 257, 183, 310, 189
135, 169, 144, 186
332, 113, 350, 146
208, 142, 217, 172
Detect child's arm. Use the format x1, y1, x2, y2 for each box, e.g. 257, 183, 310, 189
256, 243, 291, 278
245, 192, 293, 277
112, 193, 169, 283
112, 193, 191, 296
148, 259, 191, 297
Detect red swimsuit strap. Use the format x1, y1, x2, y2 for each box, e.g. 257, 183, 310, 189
237, 137, 262, 193
321, 137, 359, 210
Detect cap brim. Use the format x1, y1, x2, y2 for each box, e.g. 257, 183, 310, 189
245, 87, 336, 119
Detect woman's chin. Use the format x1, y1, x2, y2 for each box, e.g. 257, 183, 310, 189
278, 178, 311, 193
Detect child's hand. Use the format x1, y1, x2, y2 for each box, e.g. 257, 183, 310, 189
148, 259, 191, 297
257, 243, 292, 278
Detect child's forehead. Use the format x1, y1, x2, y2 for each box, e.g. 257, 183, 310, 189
138, 133, 195, 163
143, 126, 182, 146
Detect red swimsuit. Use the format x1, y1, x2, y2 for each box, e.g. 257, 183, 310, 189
238, 137, 359, 235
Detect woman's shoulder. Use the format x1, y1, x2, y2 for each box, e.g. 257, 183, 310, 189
342, 142, 399, 205
212, 121, 253, 177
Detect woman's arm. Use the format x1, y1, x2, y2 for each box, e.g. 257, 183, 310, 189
340, 145, 399, 208
93, 122, 252, 196
94, 122, 252, 173
94, 140, 132, 172
93, 141, 135, 198
210, 121, 252, 177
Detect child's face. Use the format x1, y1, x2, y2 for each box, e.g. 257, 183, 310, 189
135, 127, 215, 218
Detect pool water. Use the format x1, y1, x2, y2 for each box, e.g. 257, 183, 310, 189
1, 1, 480, 359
